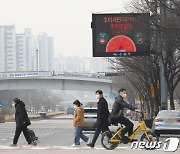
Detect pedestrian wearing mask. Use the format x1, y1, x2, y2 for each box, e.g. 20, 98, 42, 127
87, 90, 110, 148
10, 98, 32, 147
72, 100, 90, 147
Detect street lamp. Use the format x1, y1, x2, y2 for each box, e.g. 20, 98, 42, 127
36, 49, 39, 71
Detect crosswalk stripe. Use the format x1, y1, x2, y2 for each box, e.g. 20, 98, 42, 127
0, 145, 179, 151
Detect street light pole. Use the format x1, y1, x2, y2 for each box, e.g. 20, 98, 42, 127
160, 0, 168, 110
36, 49, 39, 71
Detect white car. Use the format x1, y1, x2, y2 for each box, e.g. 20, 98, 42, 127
152, 110, 180, 136
83, 107, 97, 131
82, 100, 113, 131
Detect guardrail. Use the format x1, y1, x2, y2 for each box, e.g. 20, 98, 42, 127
4, 112, 66, 122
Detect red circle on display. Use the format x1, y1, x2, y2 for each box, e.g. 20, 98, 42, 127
106, 35, 136, 52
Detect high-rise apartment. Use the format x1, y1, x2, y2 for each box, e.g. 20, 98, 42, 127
0, 25, 54, 72
16, 28, 36, 71
0, 25, 16, 72
37, 33, 54, 71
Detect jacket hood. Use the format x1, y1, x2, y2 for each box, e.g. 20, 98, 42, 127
15, 100, 25, 107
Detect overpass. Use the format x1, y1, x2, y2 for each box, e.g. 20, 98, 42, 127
0, 76, 113, 93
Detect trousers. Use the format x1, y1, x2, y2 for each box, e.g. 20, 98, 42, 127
13, 126, 31, 144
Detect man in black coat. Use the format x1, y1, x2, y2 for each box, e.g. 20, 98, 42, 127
10, 98, 32, 146
110, 88, 141, 139
87, 90, 109, 148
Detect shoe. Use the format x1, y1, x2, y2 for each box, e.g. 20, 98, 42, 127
71, 144, 80, 147
119, 133, 130, 144
27, 142, 34, 147
10, 144, 17, 147
28, 142, 33, 145
130, 139, 138, 143
87, 143, 94, 148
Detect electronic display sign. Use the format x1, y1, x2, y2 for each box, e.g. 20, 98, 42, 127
92, 13, 150, 57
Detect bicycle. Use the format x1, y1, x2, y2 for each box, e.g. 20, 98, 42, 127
101, 112, 159, 150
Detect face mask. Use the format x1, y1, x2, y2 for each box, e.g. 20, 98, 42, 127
74, 105, 77, 109
96, 94, 100, 99
122, 94, 127, 98
12, 102, 15, 107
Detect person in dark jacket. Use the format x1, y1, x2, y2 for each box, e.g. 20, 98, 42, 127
87, 90, 109, 148
10, 98, 32, 146
110, 88, 141, 139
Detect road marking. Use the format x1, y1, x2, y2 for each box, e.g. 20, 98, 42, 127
0, 145, 179, 151
0, 139, 7, 141
0, 146, 130, 150
39, 128, 56, 133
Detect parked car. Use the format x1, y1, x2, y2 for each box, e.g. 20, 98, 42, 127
83, 107, 97, 131
84, 101, 97, 108
66, 107, 74, 115
41, 106, 48, 112
152, 110, 180, 136
82, 100, 113, 131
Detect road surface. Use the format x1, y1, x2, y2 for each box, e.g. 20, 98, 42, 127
0, 115, 179, 154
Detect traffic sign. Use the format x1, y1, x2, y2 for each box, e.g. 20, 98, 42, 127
108, 93, 117, 99
0, 102, 3, 108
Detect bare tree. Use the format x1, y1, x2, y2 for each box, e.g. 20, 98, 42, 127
0, 89, 63, 115
107, 0, 180, 117
109, 55, 160, 118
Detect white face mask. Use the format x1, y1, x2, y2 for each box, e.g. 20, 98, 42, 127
74, 105, 77, 109
96, 94, 100, 99
12, 102, 15, 107
122, 94, 127, 98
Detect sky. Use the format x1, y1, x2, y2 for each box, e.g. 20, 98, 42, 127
0, 0, 131, 58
